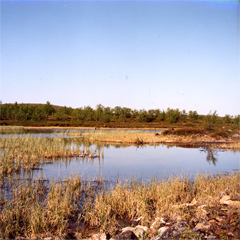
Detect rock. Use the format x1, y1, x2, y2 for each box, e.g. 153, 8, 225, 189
215, 216, 226, 223
92, 233, 107, 240
231, 194, 240, 201
150, 217, 160, 231
220, 195, 240, 207
197, 204, 207, 209
208, 219, 217, 225
220, 195, 231, 204
134, 226, 149, 240
195, 221, 211, 230
138, 225, 148, 231
176, 216, 184, 222
150, 217, 165, 233
204, 234, 218, 239
122, 225, 149, 240
190, 198, 198, 206
111, 230, 138, 240
122, 227, 135, 232
221, 207, 228, 211
152, 221, 218, 240
189, 217, 198, 228
197, 204, 208, 216
157, 226, 169, 236
151, 221, 189, 239
132, 216, 143, 226
227, 200, 240, 207
227, 232, 234, 237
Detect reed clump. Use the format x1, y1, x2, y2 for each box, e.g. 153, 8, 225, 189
0, 135, 102, 174
0, 175, 105, 239
0, 172, 239, 239
78, 130, 159, 144
0, 126, 25, 131
0, 126, 25, 134
81, 172, 239, 236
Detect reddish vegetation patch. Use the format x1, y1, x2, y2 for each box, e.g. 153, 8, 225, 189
162, 128, 205, 136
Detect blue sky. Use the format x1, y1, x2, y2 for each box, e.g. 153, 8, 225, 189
1, 0, 239, 116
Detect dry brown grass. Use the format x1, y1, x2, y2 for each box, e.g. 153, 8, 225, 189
0, 126, 25, 130
76, 130, 239, 150
0, 175, 105, 239
81, 172, 239, 236
0, 172, 239, 239
0, 135, 102, 174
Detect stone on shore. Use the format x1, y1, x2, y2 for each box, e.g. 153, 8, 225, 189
151, 221, 189, 239
151, 221, 217, 240
150, 217, 167, 233
220, 195, 240, 207
92, 232, 107, 240
110, 230, 138, 240
195, 221, 211, 230
121, 225, 149, 240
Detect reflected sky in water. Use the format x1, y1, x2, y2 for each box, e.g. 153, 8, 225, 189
33, 143, 239, 181
2, 129, 238, 182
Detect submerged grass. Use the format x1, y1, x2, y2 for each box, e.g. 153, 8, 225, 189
0, 126, 25, 131
0, 174, 105, 239
81, 172, 240, 236
0, 172, 239, 239
0, 126, 25, 134
0, 130, 239, 238
0, 135, 103, 174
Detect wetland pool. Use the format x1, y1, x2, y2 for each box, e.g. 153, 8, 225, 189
37, 144, 239, 181
1, 129, 239, 182
15, 144, 240, 182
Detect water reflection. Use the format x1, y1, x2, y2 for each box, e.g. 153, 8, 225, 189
1, 132, 239, 182
0, 128, 162, 138
206, 149, 218, 165
200, 147, 219, 165
31, 143, 239, 182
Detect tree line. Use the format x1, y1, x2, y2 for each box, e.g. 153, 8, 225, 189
0, 101, 239, 126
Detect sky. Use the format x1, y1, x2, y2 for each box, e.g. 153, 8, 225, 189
0, 0, 239, 116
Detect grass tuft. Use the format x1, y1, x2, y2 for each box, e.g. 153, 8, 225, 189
0, 172, 239, 239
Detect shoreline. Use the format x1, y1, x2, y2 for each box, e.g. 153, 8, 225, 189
77, 130, 240, 150
1, 172, 239, 239
24, 126, 166, 130
1, 125, 239, 150
1, 126, 239, 239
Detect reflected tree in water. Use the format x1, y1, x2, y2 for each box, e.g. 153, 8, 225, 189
204, 148, 218, 165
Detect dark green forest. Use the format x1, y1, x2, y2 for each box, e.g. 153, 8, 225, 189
0, 101, 239, 128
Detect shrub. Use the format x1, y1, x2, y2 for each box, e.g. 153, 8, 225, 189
188, 111, 198, 121
166, 108, 181, 123
162, 128, 204, 136
205, 110, 218, 130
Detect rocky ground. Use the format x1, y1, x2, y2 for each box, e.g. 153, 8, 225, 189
89, 195, 239, 240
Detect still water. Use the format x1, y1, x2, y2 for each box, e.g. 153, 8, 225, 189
33, 143, 239, 182
2, 129, 239, 181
